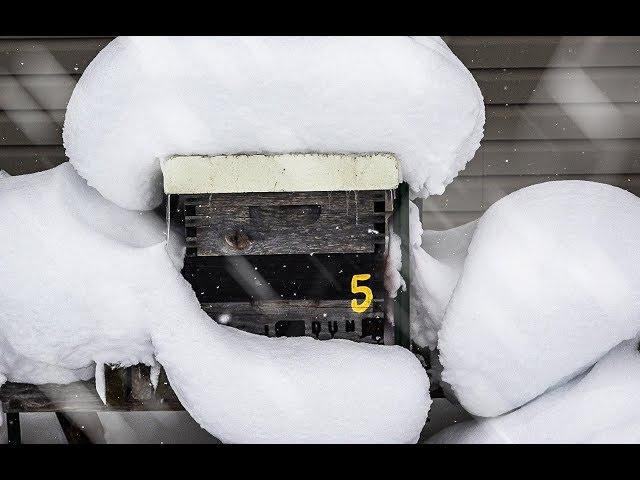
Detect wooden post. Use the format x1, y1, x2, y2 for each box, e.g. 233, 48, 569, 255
393, 182, 411, 349
6, 412, 21, 445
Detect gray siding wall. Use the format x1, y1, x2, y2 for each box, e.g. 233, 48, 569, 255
1, 36, 639, 229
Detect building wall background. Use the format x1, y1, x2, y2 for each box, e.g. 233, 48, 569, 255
1, 36, 639, 229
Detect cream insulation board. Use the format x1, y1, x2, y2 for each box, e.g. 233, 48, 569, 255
161, 154, 400, 194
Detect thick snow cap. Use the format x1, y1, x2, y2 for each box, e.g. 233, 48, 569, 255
438, 181, 640, 417
63, 36, 484, 210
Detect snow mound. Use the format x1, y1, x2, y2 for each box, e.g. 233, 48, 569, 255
0, 165, 430, 442
0, 163, 167, 384
429, 339, 640, 443
438, 181, 640, 417
151, 275, 431, 443
411, 220, 477, 349
0, 170, 9, 179
63, 36, 484, 210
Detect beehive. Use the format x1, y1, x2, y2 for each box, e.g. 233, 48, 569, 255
162, 154, 410, 346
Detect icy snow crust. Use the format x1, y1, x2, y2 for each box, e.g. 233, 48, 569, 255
438, 181, 640, 418
0, 164, 431, 443
63, 36, 484, 211
429, 339, 640, 443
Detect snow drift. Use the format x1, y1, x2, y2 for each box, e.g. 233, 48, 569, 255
0, 164, 430, 443
411, 219, 477, 349
429, 339, 640, 443
438, 181, 640, 417
63, 36, 484, 210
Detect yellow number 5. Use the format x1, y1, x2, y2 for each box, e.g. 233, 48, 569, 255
351, 274, 373, 313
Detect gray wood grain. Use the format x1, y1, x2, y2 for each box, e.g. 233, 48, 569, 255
189, 191, 386, 256
202, 299, 389, 344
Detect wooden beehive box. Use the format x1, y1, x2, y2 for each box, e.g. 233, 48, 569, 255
162, 153, 409, 346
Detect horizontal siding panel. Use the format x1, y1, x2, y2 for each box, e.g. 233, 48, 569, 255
445, 36, 640, 69
0, 38, 112, 75
424, 176, 483, 212
461, 139, 640, 176
0, 110, 64, 145
7, 104, 640, 146
0, 145, 66, 174
0, 75, 78, 110
422, 211, 480, 231
475, 67, 640, 105
485, 103, 640, 140
424, 174, 640, 212
17, 55, 638, 111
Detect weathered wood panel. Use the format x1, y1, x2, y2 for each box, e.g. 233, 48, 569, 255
187, 191, 386, 256
1, 380, 107, 413
445, 36, 640, 69
104, 364, 183, 411
0, 37, 112, 75
183, 253, 385, 303
202, 299, 389, 344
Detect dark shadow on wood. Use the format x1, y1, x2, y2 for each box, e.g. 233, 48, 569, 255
55, 412, 105, 444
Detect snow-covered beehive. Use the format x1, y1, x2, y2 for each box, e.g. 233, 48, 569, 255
162, 153, 410, 345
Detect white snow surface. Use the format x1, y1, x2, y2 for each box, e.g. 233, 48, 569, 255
0, 170, 9, 179
428, 339, 640, 443
411, 219, 477, 349
438, 181, 640, 417
63, 36, 484, 210
0, 164, 430, 443
0, 164, 167, 384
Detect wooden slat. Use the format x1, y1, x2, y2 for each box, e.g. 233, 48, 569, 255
424, 174, 640, 212
1, 380, 108, 413
190, 191, 385, 256
0, 74, 78, 110
485, 103, 640, 140
474, 67, 640, 105
445, 36, 640, 69
202, 299, 388, 344
0, 37, 112, 75
183, 253, 385, 303
105, 364, 183, 411
0, 145, 67, 174
0, 109, 64, 145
